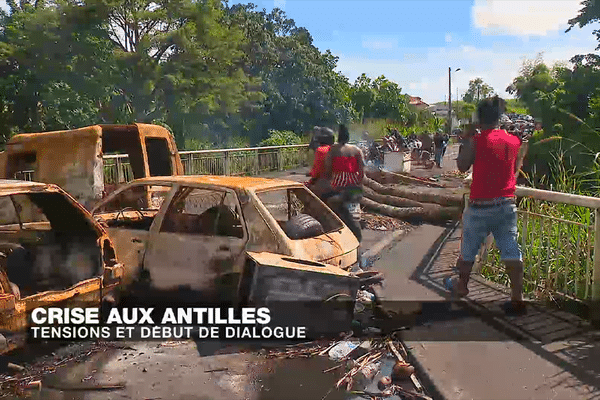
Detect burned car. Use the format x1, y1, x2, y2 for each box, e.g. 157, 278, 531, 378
0, 181, 123, 353
91, 176, 361, 307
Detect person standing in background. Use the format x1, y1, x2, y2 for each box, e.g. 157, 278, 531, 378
433, 130, 447, 168
306, 127, 334, 198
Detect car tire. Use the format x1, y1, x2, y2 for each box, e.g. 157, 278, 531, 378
284, 213, 324, 239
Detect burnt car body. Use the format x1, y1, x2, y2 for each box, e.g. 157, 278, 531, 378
0, 181, 123, 353
91, 176, 361, 307
0, 124, 183, 210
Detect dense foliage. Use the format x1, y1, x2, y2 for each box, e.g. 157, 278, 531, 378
505, 52, 600, 186
0, 1, 423, 148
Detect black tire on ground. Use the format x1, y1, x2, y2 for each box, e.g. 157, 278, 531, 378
284, 213, 324, 239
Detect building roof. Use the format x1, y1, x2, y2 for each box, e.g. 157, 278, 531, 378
409, 96, 429, 108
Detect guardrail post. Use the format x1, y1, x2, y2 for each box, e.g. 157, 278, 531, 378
224, 151, 230, 176
254, 149, 259, 175
593, 208, 600, 324
277, 148, 282, 171
116, 157, 124, 184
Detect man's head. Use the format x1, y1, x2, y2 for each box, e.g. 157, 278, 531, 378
338, 124, 350, 144
477, 96, 505, 128
319, 127, 335, 145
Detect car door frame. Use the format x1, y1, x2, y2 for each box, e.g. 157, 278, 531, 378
91, 181, 179, 285
140, 182, 250, 300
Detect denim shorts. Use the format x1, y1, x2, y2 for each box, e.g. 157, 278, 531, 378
460, 201, 522, 262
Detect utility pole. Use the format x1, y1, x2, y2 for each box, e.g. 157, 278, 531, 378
448, 67, 452, 136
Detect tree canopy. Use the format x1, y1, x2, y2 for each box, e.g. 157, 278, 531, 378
0, 1, 438, 148
462, 78, 495, 104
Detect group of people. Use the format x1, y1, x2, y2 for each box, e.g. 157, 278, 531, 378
306, 125, 365, 242
305, 102, 528, 315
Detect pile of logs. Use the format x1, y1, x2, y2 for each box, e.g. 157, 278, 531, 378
361, 169, 466, 223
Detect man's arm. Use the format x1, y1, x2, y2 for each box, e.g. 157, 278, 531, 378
457, 138, 476, 173
324, 150, 333, 180
356, 147, 365, 182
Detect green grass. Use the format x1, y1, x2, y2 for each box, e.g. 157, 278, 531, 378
479, 149, 598, 301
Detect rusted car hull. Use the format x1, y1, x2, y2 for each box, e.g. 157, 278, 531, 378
0, 181, 124, 355
246, 252, 359, 336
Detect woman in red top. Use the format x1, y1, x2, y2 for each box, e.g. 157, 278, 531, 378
323, 124, 365, 241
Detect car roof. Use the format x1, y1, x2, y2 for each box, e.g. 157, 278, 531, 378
0, 179, 49, 190
0, 180, 65, 197
131, 175, 303, 191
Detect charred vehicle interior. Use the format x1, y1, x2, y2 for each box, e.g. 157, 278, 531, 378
0, 190, 106, 298
256, 187, 344, 240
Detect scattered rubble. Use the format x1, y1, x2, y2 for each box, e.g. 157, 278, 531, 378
441, 170, 469, 179
262, 335, 429, 399
0, 341, 129, 397
361, 212, 410, 231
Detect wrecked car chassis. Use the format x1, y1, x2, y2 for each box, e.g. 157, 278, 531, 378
91, 176, 363, 330
0, 181, 123, 354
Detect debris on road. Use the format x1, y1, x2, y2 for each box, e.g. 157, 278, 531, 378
259, 334, 428, 399
0, 341, 130, 397
360, 212, 409, 231
441, 170, 469, 179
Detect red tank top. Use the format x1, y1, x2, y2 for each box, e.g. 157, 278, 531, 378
331, 156, 361, 188
470, 129, 521, 200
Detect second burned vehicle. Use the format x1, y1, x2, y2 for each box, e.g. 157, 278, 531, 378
0, 181, 124, 353
91, 176, 361, 310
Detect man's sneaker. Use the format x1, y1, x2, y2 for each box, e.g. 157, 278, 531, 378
501, 300, 527, 316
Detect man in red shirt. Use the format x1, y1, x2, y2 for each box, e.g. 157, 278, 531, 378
445, 96, 527, 315
306, 127, 334, 197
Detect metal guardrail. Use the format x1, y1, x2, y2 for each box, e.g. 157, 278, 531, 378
472, 184, 600, 305
103, 144, 310, 185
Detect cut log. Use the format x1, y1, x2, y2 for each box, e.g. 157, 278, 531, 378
361, 197, 461, 222
364, 177, 465, 208
363, 186, 424, 208
366, 169, 446, 188
363, 187, 461, 219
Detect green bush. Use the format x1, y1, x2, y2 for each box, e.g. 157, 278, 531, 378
259, 130, 303, 146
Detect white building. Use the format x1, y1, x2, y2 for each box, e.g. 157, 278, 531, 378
428, 103, 460, 126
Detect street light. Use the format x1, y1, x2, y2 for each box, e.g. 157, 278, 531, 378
448, 67, 461, 135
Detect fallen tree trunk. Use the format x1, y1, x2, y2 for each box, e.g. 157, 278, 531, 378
361, 197, 461, 222
363, 187, 461, 219
363, 186, 424, 208
364, 177, 465, 208
366, 169, 445, 188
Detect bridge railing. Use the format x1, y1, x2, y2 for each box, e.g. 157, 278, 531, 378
103, 144, 310, 185
472, 185, 600, 306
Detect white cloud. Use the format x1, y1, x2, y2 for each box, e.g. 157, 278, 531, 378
0, 0, 8, 12
445, 33, 452, 43
472, 0, 583, 36
335, 32, 597, 105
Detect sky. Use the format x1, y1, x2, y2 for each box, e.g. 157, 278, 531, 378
2, 0, 599, 105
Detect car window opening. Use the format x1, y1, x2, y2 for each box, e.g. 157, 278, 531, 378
256, 188, 343, 240
0, 193, 104, 298
160, 187, 244, 238
93, 185, 172, 231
